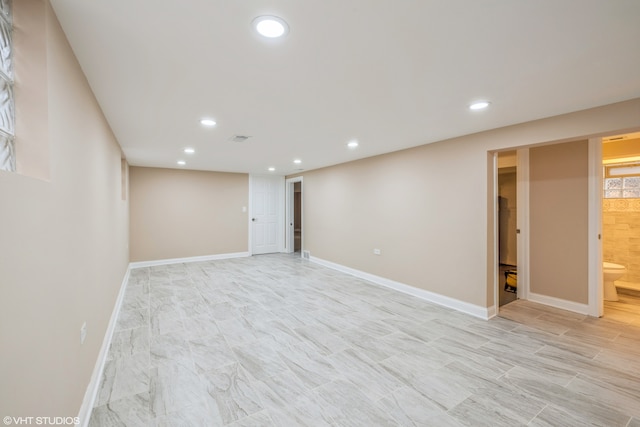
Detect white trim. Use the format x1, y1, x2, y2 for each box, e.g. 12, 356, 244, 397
516, 148, 530, 300
528, 292, 590, 315
588, 137, 603, 317
285, 179, 293, 253
277, 178, 285, 253
309, 256, 492, 320
248, 175, 254, 255
285, 176, 303, 255
78, 250, 251, 424
130, 252, 250, 269
603, 155, 640, 165
491, 152, 499, 313
77, 266, 131, 427
486, 305, 497, 319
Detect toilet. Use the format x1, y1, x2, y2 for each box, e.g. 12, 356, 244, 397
603, 262, 626, 302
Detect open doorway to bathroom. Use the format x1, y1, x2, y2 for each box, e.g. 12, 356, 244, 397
498, 151, 518, 307
601, 132, 640, 323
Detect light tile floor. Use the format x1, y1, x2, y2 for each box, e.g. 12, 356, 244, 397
90, 254, 640, 426
604, 290, 640, 325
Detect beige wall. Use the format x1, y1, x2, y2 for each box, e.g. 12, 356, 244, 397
292, 99, 640, 309
0, 3, 637, 416
0, 0, 129, 418
530, 140, 589, 303
298, 141, 489, 306
603, 199, 640, 283
129, 167, 248, 262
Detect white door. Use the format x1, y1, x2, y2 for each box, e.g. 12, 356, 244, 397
250, 175, 284, 254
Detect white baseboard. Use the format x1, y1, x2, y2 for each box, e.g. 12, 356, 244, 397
309, 256, 492, 320
129, 251, 250, 269
528, 292, 590, 315
77, 266, 131, 427
486, 305, 497, 319
77, 251, 251, 425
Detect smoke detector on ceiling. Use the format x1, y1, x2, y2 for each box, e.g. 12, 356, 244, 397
229, 135, 252, 142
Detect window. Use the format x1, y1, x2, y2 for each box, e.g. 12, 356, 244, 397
0, 0, 13, 172
604, 162, 640, 198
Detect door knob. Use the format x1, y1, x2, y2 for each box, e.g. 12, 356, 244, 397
252, 218, 256, 222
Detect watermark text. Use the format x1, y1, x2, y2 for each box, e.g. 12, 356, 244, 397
3, 416, 79, 425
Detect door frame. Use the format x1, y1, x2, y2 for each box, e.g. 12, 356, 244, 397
493, 149, 530, 314
516, 148, 530, 302
587, 137, 603, 317
285, 176, 303, 255
248, 174, 285, 255
493, 142, 603, 317
492, 152, 500, 313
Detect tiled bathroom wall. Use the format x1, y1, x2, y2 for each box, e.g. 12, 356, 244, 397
603, 198, 640, 283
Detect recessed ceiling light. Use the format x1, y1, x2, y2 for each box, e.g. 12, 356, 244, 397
469, 101, 490, 110
200, 118, 216, 127
177, 160, 186, 166
253, 16, 289, 38
184, 148, 195, 154
268, 167, 275, 172
347, 140, 359, 149
293, 159, 302, 164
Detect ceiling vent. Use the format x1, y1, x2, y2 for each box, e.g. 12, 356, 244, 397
603, 132, 640, 143
229, 135, 251, 142
603, 135, 628, 143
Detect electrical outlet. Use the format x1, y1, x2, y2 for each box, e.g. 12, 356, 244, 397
374, 249, 381, 255
80, 322, 87, 344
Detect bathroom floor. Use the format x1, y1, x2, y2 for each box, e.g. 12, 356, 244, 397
604, 289, 640, 325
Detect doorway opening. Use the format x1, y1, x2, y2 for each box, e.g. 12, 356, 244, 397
285, 176, 303, 256
498, 151, 518, 307
492, 147, 529, 317
601, 131, 640, 323
493, 134, 640, 320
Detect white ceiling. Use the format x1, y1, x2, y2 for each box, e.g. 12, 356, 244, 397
49, 0, 640, 175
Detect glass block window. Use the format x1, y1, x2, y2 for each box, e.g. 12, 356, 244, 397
0, 0, 13, 172
604, 162, 640, 199
0, 0, 10, 25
